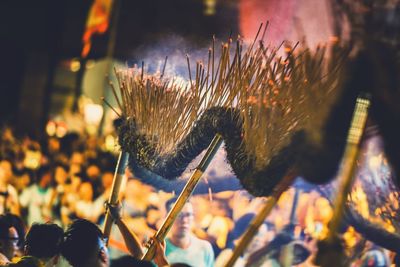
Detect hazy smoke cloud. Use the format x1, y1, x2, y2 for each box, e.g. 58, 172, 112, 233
130, 34, 215, 80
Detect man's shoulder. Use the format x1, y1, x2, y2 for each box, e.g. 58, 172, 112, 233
190, 235, 213, 250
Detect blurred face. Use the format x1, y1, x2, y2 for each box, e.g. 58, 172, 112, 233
19, 173, 31, 188
69, 163, 81, 177
0, 227, 19, 260
39, 172, 52, 188
55, 166, 68, 185
101, 172, 113, 189
70, 152, 84, 165
0, 161, 13, 183
79, 182, 93, 201
86, 165, 100, 180
170, 203, 194, 239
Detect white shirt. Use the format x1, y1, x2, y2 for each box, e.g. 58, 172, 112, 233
19, 185, 53, 226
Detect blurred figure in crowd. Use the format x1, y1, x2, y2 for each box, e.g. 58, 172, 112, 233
215, 213, 272, 267
0, 215, 19, 264
7, 222, 64, 267
164, 197, 214, 267
105, 202, 169, 267
0, 159, 20, 215
62, 219, 109, 267
19, 165, 54, 226
74, 181, 104, 223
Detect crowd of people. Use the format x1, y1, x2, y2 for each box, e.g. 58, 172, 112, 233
0, 124, 396, 266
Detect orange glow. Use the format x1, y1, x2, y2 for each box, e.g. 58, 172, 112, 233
238, 0, 296, 44
82, 0, 113, 58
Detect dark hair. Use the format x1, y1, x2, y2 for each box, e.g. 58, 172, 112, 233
97, 152, 117, 173
53, 162, 69, 173
110, 255, 154, 267
86, 157, 100, 168
61, 219, 104, 266
25, 223, 64, 259
35, 164, 52, 183
0, 215, 13, 239
3, 213, 25, 248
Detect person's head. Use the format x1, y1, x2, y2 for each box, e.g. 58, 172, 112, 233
54, 162, 69, 185
79, 182, 94, 202
165, 197, 194, 239
101, 172, 113, 191
86, 159, 101, 181
62, 219, 109, 267
110, 255, 154, 267
0, 159, 13, 184
36, 165, 53, 189
0, 215, 19, 260
3, 213, 25, 251
70, 152, 84, 166
24, 223, 64, 264
14, 168, 34, 189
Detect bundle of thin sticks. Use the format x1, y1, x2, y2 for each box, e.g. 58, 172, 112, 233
111, 24, 348, 179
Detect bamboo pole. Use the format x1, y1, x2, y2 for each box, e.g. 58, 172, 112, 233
142, 134, 223, 261
317, 95, 370, 267
327, 96, 370, 239
224, 172, 295, 267
103, 151, 130, 244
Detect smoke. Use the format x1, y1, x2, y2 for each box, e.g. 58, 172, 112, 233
129, 33, 214, 80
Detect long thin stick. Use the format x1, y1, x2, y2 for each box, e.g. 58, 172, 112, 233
160, 56, 168, 79
142, 134, 223, 261
102, 97, 121, 117
317, 95, 370, 267
327, 95, 370, 239
103, 151, 129, 243
224, 172, 295, 267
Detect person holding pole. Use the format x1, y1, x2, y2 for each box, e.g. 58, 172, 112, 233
105, 202, 169, 267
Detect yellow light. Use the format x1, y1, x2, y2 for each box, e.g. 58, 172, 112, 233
84, 104, 104, 125
70, 58, 81, 72
105, 134, 116, 151
84, 103, 104, 135
204, 0, 216, 15
56, 122, 68, 138
46, 121, 57, 136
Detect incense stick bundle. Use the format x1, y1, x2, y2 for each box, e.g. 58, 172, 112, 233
113, 24, 357, 196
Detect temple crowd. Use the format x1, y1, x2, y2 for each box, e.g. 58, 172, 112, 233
0, 125, 396, 266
